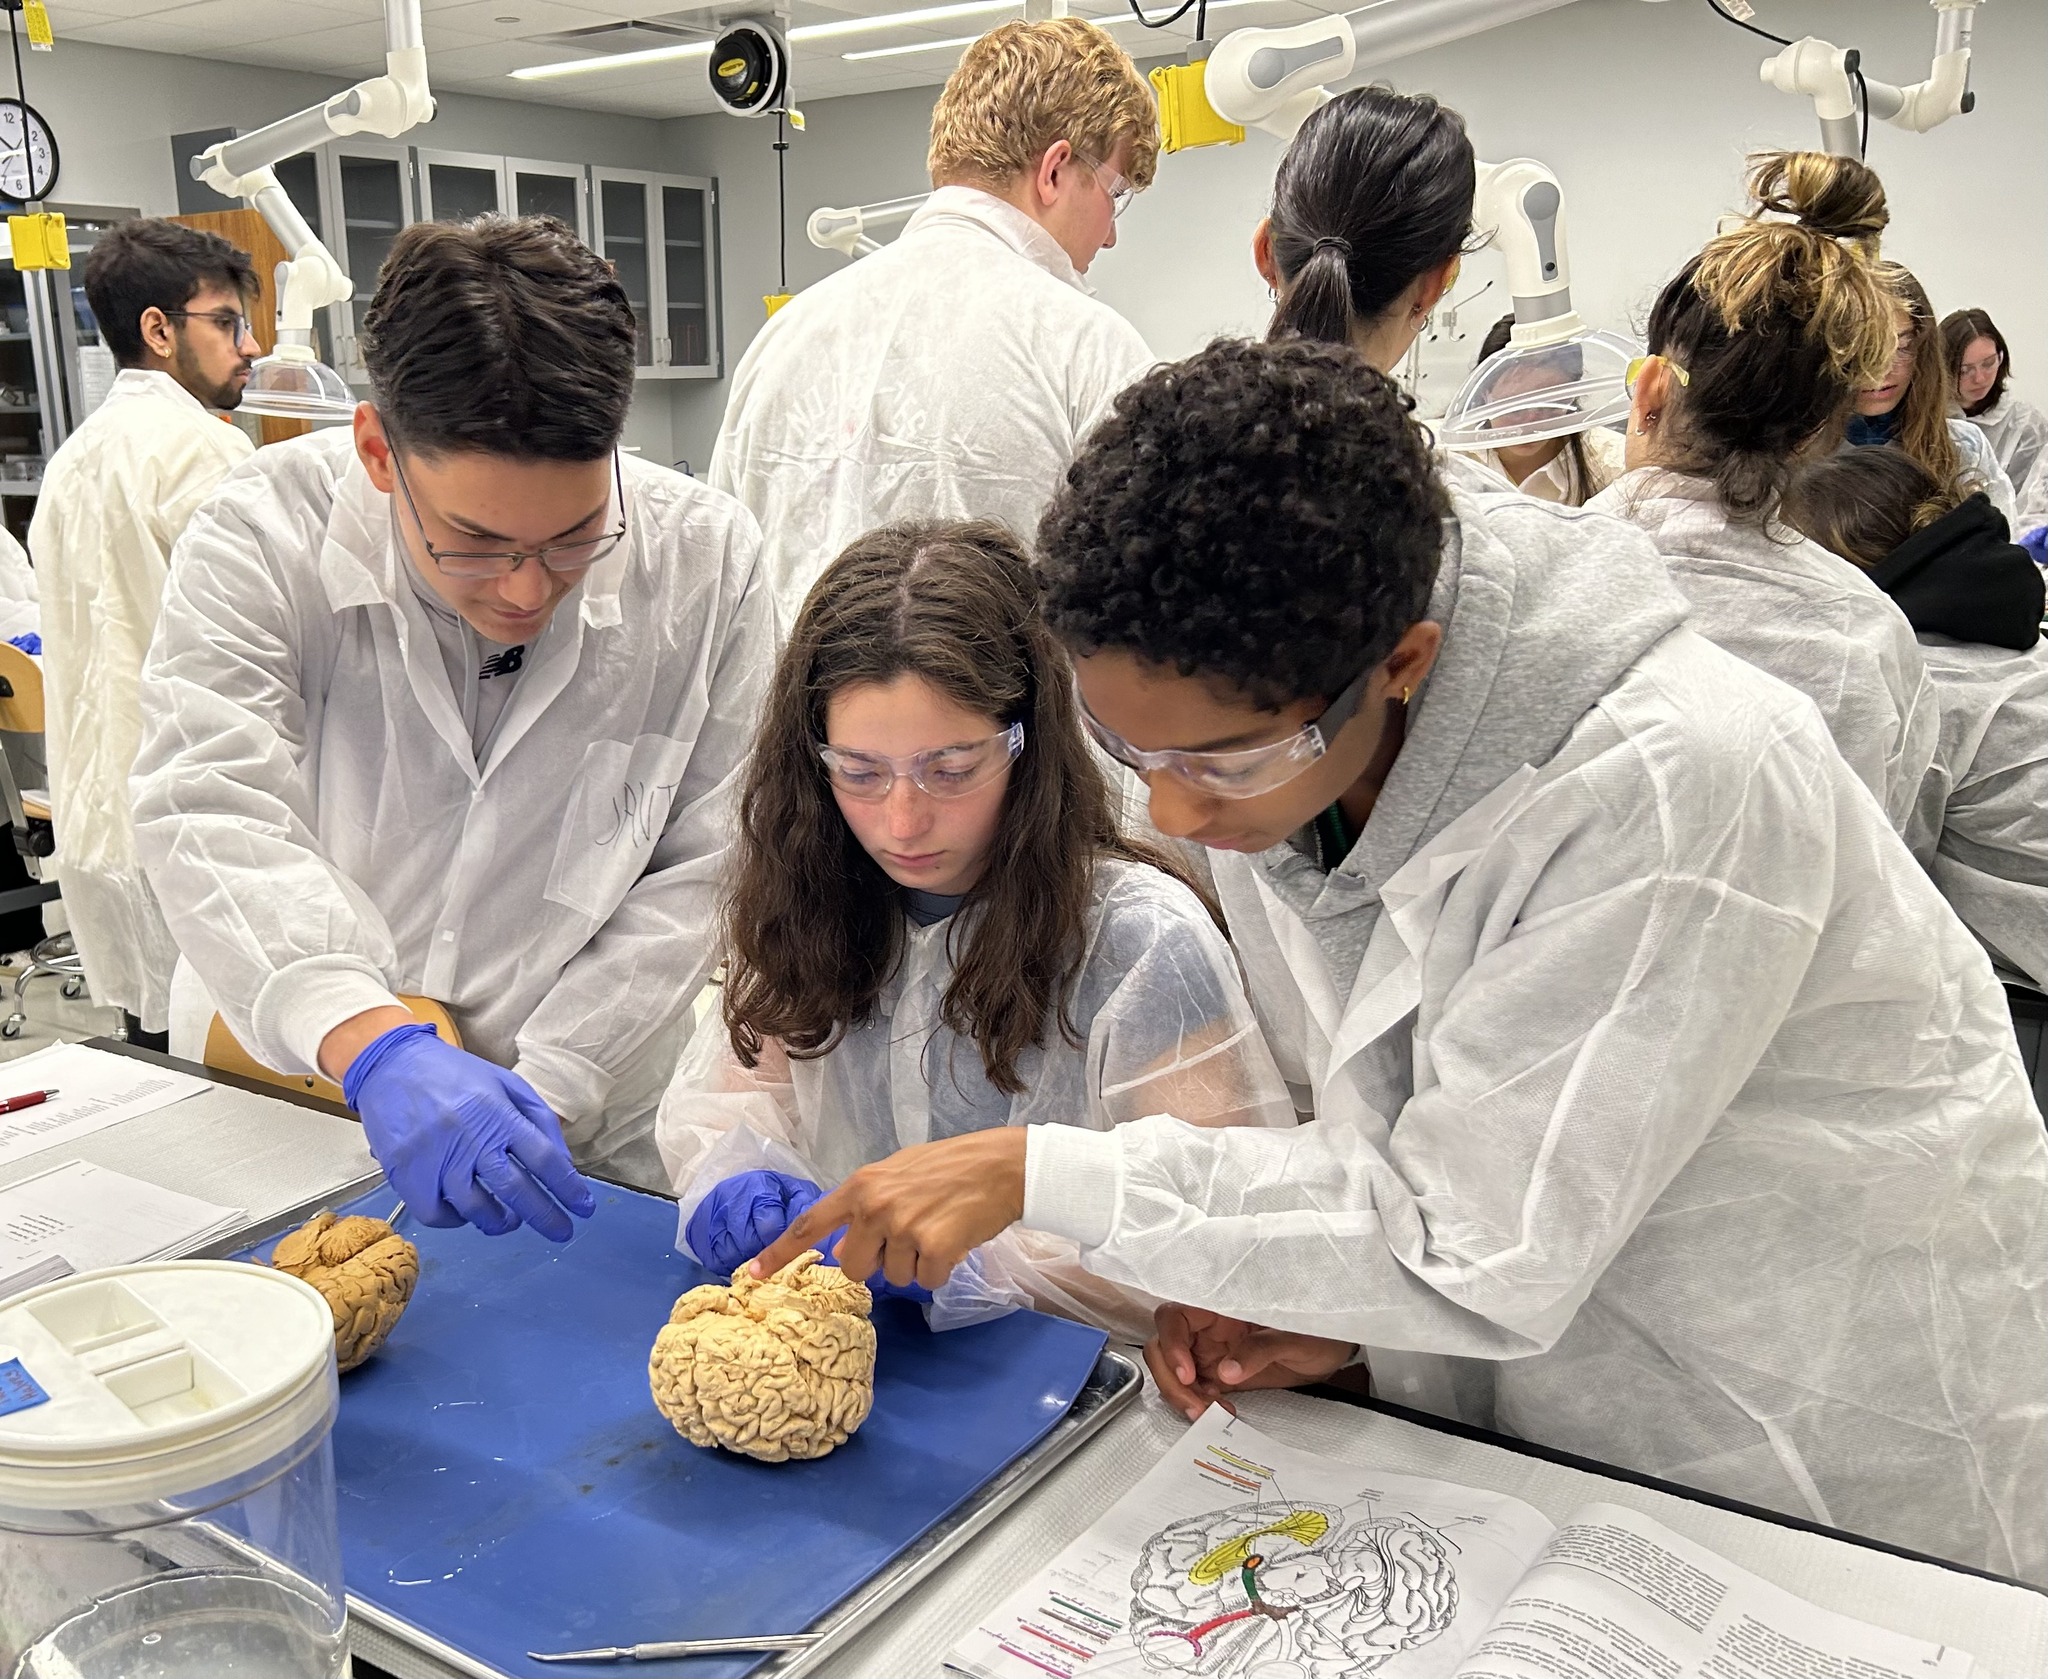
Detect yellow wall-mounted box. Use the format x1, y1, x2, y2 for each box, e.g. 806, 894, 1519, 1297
1151, 62, 1244, 154
8, 213, 68, 271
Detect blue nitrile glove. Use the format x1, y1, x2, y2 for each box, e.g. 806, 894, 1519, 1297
2021, 525, 2047, 568
686, 1169, 822, 1274
817, 1224, 932, 1305
7, 633, 38, 655
342, 1023, 596, 1243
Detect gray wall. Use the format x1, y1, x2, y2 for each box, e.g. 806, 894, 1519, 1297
662, 0, 2048, 468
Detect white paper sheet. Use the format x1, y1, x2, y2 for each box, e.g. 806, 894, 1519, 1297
0, 1043, 211, 1170
0, 1159, 244, 1300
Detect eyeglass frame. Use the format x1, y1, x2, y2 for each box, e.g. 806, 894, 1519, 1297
1623, 354, 1690, 399
389, 446, 628, 579
817, 720, 1026, 801
160, 308, 259, 347
1076, 664, 1376, 800
1072, 149, 1136, 220
1957, 346, 2005, 380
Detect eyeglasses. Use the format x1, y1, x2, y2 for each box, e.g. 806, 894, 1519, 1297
1959, 351, 2004, 379
1076, 668, 1373, 801
163, 308, 257, 345
390, 448, 628, 579
1075, 152, 1136, 220
818, 721, 1024, 801
1623, 354, 1690, 398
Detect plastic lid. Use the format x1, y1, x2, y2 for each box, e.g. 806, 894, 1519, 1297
0, 1262, 336, 1512
1436, 327, 1639, 453
239, 350, 357, 424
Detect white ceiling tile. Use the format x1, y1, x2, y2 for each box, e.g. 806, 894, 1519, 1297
150, 0, 354, 44
61, 15, 217, 50
428, 0, 641, 31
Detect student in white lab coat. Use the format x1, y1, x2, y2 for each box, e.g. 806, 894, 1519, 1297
1844, 264, 2016, 523
29, 220, 258, 1047
1587, 153, 1937, 836
751, 337, 2048, 1584
131, 216, 774, 1239
1945, 306, 2048, 531
709, 17, 1157, 628
658, 521, 1292, 1342
1784, 446, 2048, 991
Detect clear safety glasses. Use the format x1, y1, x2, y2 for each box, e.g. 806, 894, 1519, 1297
1076, 667, 1372, 800
818, 721, 1024, 801
1076, 152, 1136, 220
1623, 354, 1690, 399
392, 450, 628, 579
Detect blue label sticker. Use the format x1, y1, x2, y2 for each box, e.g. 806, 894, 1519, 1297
0, 1357, 49, 1416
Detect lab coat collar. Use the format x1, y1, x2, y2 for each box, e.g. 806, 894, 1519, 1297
905, 185, 1092, 295
104, 367, 215, 417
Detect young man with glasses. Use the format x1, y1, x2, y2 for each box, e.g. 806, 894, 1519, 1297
752, 338, 2048, 1584
29, 218, 261, 1049
710, 16, 1159, 630
131, 216, 774, 1241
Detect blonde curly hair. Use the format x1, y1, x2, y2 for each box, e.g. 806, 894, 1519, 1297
927, 18, 1159, 192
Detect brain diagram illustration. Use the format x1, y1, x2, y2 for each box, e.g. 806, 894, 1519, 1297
1128, 1498, 1459, 1677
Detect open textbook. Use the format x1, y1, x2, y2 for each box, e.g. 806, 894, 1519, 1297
948, 1408, 1981, 1679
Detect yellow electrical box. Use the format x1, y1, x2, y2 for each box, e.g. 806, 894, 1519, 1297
1150, 62, 1244, 154
23, 0, 53, 49
763, 292, 793, 317
8, 213, 68, 271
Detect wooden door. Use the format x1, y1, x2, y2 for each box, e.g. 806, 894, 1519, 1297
170, 207, 310, 446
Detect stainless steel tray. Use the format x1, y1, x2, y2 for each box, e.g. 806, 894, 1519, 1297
343, 1347, 1143, 1679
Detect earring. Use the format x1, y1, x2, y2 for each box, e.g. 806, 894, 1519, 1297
1400, 685, 1412, 705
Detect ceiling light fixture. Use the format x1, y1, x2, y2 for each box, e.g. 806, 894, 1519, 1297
512, 0, 1289, 81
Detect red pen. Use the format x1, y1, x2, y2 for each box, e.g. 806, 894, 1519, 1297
0, 1089, 58, 1114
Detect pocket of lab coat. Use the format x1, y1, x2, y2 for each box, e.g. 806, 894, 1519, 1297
543, 733, 697, 921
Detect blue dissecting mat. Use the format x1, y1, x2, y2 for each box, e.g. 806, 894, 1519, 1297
235, 1181, 1109, 1678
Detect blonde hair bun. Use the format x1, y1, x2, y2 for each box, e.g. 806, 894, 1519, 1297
1747, 150, 1889, 247
1691, 150, 1895, 389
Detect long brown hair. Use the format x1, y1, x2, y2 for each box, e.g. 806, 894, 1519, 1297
1941, 306, 2011, 417
1781, 447, 1963, 569
722, 520, 1184, 1094
1645, 151, 1894, 525
1874, 263, 1965, 495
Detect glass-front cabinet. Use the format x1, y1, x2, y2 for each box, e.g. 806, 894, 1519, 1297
508, 158, 588, 242
318, 142, 415, 385
417, 149, 507, 223
591, 168, 721, 380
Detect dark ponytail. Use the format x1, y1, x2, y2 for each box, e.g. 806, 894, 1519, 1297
1266, 86, 1475, 348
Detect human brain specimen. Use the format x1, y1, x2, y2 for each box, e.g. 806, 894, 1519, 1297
649, 1250, 876, 1463
269, 1211, 419, 1373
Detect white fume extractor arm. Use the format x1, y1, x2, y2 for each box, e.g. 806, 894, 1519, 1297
1759, 0, 1983, 158
187, 0, 436, 417
1204, 0, 1588, 140
806, 195, 928, 259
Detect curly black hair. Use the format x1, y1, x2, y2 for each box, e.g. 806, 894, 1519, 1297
1037, 337, 1447, 710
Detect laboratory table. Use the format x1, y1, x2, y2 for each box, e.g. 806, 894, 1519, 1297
12, 1040, 2047, 1679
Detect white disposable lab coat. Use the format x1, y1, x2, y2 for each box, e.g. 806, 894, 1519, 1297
131, 429, 773, 1179
1588, 469, 1937, 835
710, 187, 1154, 628
658, 859, 1295, 1342
1966, 393, 2048, 529
1023, 484, 2048, 1581
1905, 635, 2048, 990
1949, 416, 2018, 525
29, 370, 252, 1026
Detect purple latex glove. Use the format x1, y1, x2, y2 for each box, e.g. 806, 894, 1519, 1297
687, 1168, 931, 1300
686, 1169, 822, 1274
342, 1022, 595, 1243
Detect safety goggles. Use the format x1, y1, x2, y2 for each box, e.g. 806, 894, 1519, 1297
1623, 354, 1690, 399
392, 449, 627, 579
818, 721, 1024, 801
1075, 152, 1136, 220
1076, 667, 1372, 800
